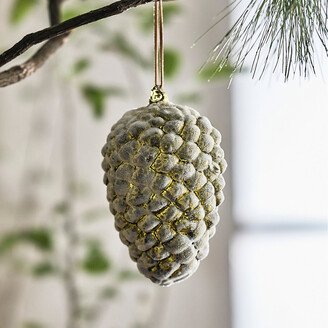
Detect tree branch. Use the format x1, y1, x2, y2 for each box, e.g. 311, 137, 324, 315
0, 0, 153, 88
48, 0, 65, 26
0, 0, 69, 88
0, 37, 69, 87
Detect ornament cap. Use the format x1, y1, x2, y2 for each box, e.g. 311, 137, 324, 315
149, 85, 168, 104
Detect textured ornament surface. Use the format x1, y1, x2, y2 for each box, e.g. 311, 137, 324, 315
102, 102, 226, 286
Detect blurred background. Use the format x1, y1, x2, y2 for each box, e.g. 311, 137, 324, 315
0, 1, 327, 328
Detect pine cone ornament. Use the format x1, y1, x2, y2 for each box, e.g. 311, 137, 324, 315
101, 101, 226, 286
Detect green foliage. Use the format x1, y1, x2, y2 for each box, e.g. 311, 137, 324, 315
137, 3, 182, 32
82, 241, 111, 274
53, 201, 69, 215
32, 261, 57, 277
100, 286, 119, 299
199, 62, 235, 81
22, 321, 45, 328
81, 84, 124, 119
164, 48, 181, 79
132, 324, 146, 328
0, 228, 53, 255
101, 33, 150, 68
62, 8, 85, 22
117, 269, 140, 281
10, 0, 39, 25
0, 234, 17, 254
62, 9, 79, 22
176, 92, 202, 105
81, 85, 102, 115
61, 2, 95, 21
23, 229, 53, 251
72, 58, 91, 76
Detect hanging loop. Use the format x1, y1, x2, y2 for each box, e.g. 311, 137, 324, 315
154, 0, 164, 88
150, 0, 167, 104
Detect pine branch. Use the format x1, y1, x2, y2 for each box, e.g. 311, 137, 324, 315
0, 0, 154, 88
212, 0, 328, 80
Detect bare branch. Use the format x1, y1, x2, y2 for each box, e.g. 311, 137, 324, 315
0, 36, 69, 87
0, 0, 153, 87
0, 0, 69, 87
48, 0, 64, 26
0, 0, 152, 68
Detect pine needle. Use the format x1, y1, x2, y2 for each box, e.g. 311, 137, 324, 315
211, 0, 328, 80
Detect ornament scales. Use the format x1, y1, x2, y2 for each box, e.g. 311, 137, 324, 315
101, 0, 226, 286
101, 102, 226, 286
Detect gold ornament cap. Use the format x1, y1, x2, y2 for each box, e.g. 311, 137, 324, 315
149, 85, 168, 104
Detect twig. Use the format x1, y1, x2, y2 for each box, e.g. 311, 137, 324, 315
61, 82, 81, 328
0, 0, 153, 87
0, 0, 69, 87
46, 2, 81, 327
48, 0, 65, 26
0, 36, 69, 88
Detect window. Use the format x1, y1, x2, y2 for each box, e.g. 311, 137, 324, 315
231, 73, 328, 328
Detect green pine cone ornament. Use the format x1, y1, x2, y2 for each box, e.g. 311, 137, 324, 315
101, 101, 226, 286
